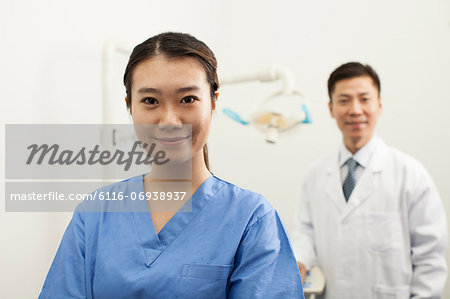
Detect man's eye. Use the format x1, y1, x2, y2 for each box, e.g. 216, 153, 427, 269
143, 98, 158, 105
181, 96, 197, 104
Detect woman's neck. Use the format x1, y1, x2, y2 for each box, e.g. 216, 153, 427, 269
144, 154, 211, 194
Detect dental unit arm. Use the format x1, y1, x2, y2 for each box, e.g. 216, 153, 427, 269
220, 65, 312, 143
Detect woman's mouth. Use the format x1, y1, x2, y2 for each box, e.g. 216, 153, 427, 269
154, 136, 190, 146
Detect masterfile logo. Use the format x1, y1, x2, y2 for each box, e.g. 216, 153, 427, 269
4, 124, 193, 212
26, 141, 169, 171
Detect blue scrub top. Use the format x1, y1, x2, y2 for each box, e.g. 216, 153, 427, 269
39, 175, 304, 298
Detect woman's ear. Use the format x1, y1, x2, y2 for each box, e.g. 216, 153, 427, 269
125, 96, 132, 115
213, 92, 219, 111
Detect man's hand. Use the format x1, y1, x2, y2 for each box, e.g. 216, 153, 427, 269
297, 261, 307, 284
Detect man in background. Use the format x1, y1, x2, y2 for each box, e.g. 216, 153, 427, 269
292, 62, 448, 298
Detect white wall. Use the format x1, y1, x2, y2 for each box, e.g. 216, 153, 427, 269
1, 0, 449, 297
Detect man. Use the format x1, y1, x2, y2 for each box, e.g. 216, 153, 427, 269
292, 62, 448, 298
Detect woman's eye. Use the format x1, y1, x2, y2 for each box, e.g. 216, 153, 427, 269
181, 96, 197, 104
143, 98, 158, 105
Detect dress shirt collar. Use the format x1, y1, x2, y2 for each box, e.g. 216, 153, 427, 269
339, 135, 379, 168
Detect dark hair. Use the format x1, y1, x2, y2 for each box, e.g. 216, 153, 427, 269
327, 62, 381, 101
123, 32, 219, 170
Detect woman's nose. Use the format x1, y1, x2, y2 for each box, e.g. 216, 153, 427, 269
158, 107, 183, 129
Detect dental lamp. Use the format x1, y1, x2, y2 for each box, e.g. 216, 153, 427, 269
220, 65, 312, 143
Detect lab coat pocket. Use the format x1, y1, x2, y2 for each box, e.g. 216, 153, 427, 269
366, 212, 402, 254
372, 284, 410, 299
177, 264, 232, 299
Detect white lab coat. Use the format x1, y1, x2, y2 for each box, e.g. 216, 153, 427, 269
292, 138, 448, 299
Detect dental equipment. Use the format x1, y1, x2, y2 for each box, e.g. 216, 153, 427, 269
220, 65, 312, 143
303, 266, 326, 299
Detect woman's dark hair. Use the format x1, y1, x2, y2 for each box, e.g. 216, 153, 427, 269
123, 32, 219, 170
327, 62, 381, 101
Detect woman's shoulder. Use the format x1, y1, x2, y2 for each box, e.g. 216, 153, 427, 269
211, 175, 267, 202
210, 175, 274, 223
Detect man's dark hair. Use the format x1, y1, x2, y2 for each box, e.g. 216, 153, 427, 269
327, 62, 380, 101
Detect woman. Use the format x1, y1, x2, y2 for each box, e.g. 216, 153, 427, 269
39, 32, 303, 299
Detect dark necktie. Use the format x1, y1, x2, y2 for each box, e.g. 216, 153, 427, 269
343, 158, 357, 201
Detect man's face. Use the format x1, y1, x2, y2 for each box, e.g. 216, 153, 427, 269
329, 76, 382, 152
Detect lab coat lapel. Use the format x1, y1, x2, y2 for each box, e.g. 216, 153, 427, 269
341, 140, 387, 220
325, 153, 346, 213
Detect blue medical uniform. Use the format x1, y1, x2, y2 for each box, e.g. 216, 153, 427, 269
39, 175, 303, 298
